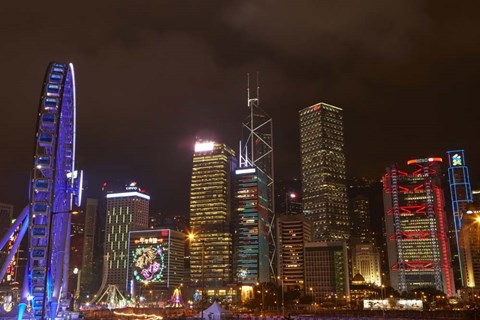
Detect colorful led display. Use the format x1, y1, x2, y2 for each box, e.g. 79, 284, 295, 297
132, 244, 165, 283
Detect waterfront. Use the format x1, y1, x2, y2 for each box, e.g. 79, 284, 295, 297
82, 308, 476, 320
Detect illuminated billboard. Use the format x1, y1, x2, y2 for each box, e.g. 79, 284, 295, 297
128, 229, 185, 291
131, 242, 165, 283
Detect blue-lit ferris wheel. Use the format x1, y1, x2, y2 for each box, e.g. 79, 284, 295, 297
0, 62, 82, 319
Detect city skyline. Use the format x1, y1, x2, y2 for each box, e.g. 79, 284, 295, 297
1, 2, 480, 217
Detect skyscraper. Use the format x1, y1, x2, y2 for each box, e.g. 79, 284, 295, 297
304, 241, 350, 303
239, 77, 276, 279
234, 167, 270, 288
128, 229, 185, 300
0, 203, 16, 284
277, 214, 312, 291
0, 203, 13, 236
105, 182, 149, 294
383, 158, 454, 296
446, 150, 473, 288
82, 198, 98, 294
275, 178, 303, 215
456, 189, 480, 292
299, 102, 349, 241
189, 140, 236, 290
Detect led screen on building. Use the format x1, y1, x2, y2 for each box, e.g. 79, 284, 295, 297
131, 237, 166, 283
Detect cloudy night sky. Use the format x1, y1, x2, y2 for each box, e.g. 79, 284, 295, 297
1, 1, 479, 215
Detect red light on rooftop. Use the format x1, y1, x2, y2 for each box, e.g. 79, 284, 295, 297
313, 105, 320, 111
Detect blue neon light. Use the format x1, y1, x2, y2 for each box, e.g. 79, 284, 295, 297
446, 149, 473, 288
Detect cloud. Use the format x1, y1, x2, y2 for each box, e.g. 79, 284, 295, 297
223, 1, 429, 61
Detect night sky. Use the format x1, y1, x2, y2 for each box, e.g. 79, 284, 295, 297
1, 1, 479, 216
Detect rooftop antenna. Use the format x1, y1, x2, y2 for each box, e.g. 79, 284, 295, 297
256, 71, 260, 104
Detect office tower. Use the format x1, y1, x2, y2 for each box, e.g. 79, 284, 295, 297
456, 189, 480, 292
350, 196, 373, 245
69, 204, 86, 292
277, 214, 312, 291
105, 182, 149, 293
0, 203, 13, 235
458, 210, 480, 290
352, 244, 381, 286
446, 150, 473, 288
239, 77, 276, 279
383, 157, 454, 296
275, 178, 303, 215
81, 199, 98, 294
0, 203, 16, 284
304, 241, 350, 303
234, 167, 270, 289
149, 212, 163, 229
128, 229, 185, 301
299, 102, 349, 241
189, 140, 236, 290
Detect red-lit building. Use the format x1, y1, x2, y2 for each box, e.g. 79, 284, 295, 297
383, 157, 454, 296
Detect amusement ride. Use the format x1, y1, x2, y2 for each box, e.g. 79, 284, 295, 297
0, 62, 82, 319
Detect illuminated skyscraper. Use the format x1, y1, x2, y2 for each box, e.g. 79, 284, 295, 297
446, 150, 473, 288
105, 182, 150, 293
239, 76, 276, 278
277, 214, 312, 291
128, 229, 185, 300
189, 140, 236, 289
81, 198, 98, 293
383, 158, 454, 296
304, 241, 350, 302
234, 167, 270, 287
0, 203, 17, 284
458, 210, 480, 290
275, 178, 303, 215
299, 102, 349, 241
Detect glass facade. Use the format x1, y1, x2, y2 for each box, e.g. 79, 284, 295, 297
189, 141, 236, 287
234, 167, 270, 285
299, 103, 349, 241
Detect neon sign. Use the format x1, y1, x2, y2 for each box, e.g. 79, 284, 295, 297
132, 244, 165, 283
134, 237, 163, 244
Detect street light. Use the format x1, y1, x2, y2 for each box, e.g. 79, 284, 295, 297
188, 232, 205, 319
256, 282, 265, 317
72, 267, 82, 311
277, 276, 284, 316
41, 209, 78, 319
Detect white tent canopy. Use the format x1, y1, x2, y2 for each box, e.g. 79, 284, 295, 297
198, 301, 229, 320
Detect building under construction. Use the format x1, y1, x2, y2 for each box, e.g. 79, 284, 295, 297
383, 157, 455, 296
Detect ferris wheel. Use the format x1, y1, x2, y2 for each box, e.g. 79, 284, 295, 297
0, 62, 82, 319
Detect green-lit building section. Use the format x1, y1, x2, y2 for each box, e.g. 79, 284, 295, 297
234, 168, 270, 285
105, 186, 150, 294
299, 103, 349, 241
304, 241, 350, 303
189, 141, 237, 287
